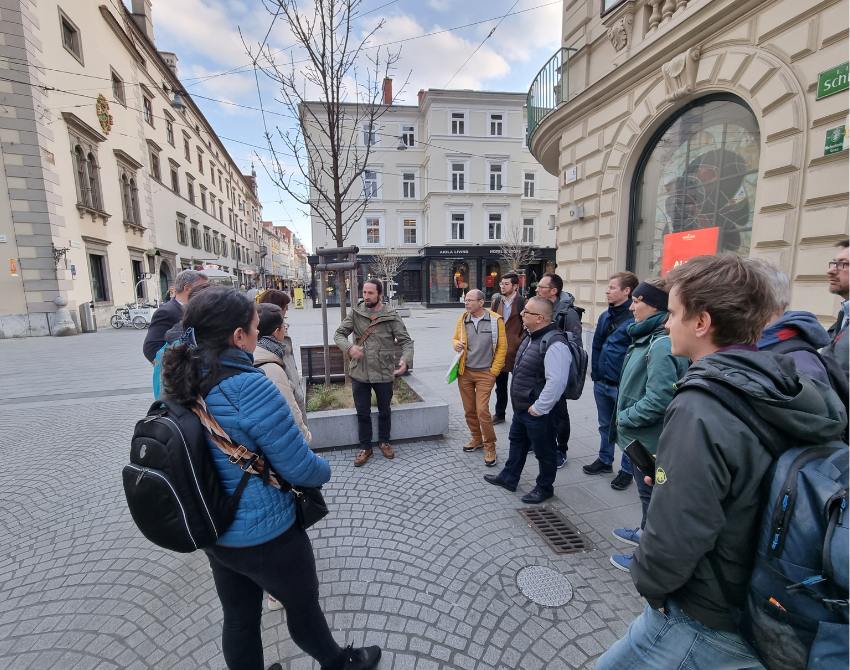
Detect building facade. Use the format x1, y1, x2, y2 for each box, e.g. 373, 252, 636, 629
528, 0, 849, 325
0, 0, 263, 337
307, 89, 559, 306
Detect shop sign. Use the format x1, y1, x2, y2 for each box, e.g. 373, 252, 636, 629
661, 227, 719, 275
438, 249, 469, 254
824, 124, 848, 155
816, 62, 849, 100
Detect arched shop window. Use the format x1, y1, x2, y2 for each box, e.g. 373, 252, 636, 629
629, 95, 760, 277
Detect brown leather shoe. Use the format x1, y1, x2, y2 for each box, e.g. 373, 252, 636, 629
378, 442, 395, 459
463, 441, 483, 452
354, 448, 373, 467
483, 443, 497, 467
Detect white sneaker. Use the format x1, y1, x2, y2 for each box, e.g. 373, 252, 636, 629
267, 595, 283, 611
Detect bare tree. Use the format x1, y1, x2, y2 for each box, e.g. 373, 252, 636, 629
369, 252, 407, 305
498, 224, 535, 273
247, 0, 406, 318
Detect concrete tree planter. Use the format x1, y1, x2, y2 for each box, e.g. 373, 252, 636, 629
306, 374, 449, 450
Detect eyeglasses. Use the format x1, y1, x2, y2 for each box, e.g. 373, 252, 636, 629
828, 261, 849, 271
521, 310, 542, 317
536, 284, 553, 290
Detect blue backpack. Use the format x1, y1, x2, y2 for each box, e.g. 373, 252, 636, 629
696, 380, 848, 669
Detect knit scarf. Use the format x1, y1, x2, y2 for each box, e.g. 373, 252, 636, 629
258, 335, 286, 361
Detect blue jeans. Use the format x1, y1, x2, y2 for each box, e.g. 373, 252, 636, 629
594, 381, 632, 474
500, 409, 557, 495
597, 602, 764, 669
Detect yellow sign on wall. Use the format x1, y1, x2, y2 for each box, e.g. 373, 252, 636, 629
9, 258, 18, 276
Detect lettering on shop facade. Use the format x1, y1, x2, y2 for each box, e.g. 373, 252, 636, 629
816, 62, 849, 100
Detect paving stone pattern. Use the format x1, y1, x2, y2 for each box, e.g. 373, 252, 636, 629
0, 308, 644, 669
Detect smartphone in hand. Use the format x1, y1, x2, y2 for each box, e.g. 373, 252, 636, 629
624, 439, 655, 483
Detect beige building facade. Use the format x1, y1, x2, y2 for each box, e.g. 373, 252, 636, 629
0, 0, 262, 337
528, 0, 849, 325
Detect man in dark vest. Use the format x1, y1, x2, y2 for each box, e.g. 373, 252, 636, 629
484, 297, 572, 504
490, 272, 526, 425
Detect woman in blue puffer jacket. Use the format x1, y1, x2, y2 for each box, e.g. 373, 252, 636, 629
161, 287, 381, 670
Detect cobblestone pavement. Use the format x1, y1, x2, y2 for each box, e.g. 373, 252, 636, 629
0, 307, 643, 669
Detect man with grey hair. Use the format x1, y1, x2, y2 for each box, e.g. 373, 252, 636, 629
452, 288, 507, 467
143, 269, 208, 362
754, 260, 830, 385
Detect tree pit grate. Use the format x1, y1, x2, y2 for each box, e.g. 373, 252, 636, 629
519, 506, 591, 555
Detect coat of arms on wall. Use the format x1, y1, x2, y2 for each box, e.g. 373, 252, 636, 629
96, 94, 113, 135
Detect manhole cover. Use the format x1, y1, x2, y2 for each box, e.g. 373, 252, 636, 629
519, 506, 590, 554
516, 566, 573, 607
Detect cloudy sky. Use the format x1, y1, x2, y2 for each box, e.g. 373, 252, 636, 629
142, 0, 562, 248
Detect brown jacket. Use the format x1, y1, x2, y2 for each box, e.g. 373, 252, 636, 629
491, 293, 526, 372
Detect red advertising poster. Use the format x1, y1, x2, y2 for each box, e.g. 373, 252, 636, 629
661, 227, 720, 275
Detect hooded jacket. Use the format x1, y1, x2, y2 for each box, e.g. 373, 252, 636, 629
553, 291, 583, 339
591, 300, 634, 385
613, 311, 690, 455
757, 310, 831, 385
632, 349, 847, 632
334, 300, 414, 383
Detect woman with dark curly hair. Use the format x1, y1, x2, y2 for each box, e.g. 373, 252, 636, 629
162, 286, 380, 670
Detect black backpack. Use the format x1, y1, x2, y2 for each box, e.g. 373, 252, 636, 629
540, 330, 588, 400
123, 378, 255, 553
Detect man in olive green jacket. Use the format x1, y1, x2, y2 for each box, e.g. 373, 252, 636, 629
334, 279, 414, 466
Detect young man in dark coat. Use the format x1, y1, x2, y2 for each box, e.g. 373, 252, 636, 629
598, 254, 847, 669
583, 271, 638, 489
490, 272, 526, 425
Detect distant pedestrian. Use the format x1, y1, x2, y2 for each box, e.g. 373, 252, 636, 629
143, 269, 208, 362
334, 279, 414, 467
245, 284, 259, 301
484, 297, 571, 504
584, 271, 639, 490
608, 278, 689, 573
490, 273, 525, 425
822, 239, 849, 378
535, 272, 583, 468
452, 289, 507, 466
161, 287, 381, 670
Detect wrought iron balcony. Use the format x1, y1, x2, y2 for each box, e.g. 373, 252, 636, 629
526, 47, 574, 148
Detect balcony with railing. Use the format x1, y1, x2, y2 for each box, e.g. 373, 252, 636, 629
526, 47, 572, 150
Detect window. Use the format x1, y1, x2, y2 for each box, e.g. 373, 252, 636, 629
183, 135, 191, 161
451, 162, 466, 192
176, 217, 187, 245
143, 97, 153, 126
200, 187, 207, 212
218, 201, 223, 221
72, 145, 103, 211
363, 170, 378, 198
402, 172, 416, 199
149, 149, 161, 181
165, 114, 175, 146
489, 113, 503, 136
187, 176, 195, 204
362, 123, 376, 146
210, 161, 215, 177
197, 148, 204, 173
522, 217, 535, 244
88, 253, 109, 301
190, 221, 201, 249
231, 240, 237, 258
60, 11, 82, 63
523, 172, 535, 198
630, 95, 760, 278
401, 124, 415, 147
450, 212, 466, 240
489, 163, 503, 192
218, 171, 223, 189
119, 173, 140, 225
488, 212, 503, 240
402, 218, 417, 245
451, 112, 466, 135
170, 166, 180, 193
365, 216, 382, 245
111, 70, 125, 105
203, 226, 212, 253
221, 238, 228, 258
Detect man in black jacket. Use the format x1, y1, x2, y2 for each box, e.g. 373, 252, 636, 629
142, 269, 207, 362
598, 255, 847, 669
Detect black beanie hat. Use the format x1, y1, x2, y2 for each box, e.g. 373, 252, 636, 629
632, 281, 668, 312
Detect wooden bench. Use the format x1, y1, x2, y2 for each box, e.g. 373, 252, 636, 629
301, 344, 346, 383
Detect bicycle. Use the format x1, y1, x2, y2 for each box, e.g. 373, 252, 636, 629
110, 304, 148, 329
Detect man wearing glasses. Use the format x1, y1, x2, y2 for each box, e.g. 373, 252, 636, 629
452, 289, 507, 467
823, 240, 849, 377
490, 273, 526, 425
484, 297, 571, 504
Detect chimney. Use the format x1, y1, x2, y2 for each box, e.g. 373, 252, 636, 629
131, 0, 155, 43
382, 77, 393, 105
159, 51, 178, 77
417, 89, 426, 108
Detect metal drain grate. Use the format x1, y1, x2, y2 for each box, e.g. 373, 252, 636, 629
516, 566, 574, 607
519, 506, 590, 555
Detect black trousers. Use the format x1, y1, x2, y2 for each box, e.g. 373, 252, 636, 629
352, 379, 393, 448
205, 525, 342, 670
554, 398, 571, 456
494, 370, 510, 418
